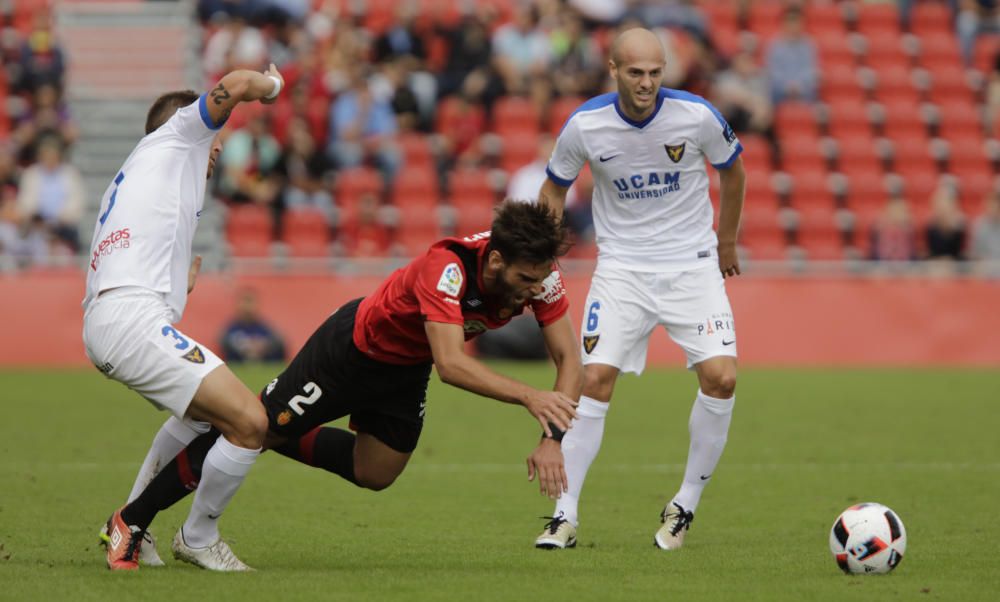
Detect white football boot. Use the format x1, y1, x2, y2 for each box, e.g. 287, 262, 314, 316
654, 502, 694, 550
171, 528, 253, 571
535, 513, 577, 549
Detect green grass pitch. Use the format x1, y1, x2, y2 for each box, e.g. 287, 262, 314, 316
1, 365, 998, 601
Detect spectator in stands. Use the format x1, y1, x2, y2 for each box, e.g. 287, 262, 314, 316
765, 7, 818, 103
0, 146, 20, 260
436, 12, 501, 103
217, 110, 283, 209
220, 288, 286, 363
627, 0, 710, 45
15, 134, 83, 252
492, 4, 552, 96
549, 10, 603, 99
869, 195, 918, 262
202, 10, 267, 79
326, 67, 401, 180
970, 192, 1000, 260
925, 185, 967, 262
275, 117, 334, 223
712, 49, 773, 136
15, 9, 65, 94
956, 0, 1000, 65
13, 83, 78, 162
373, 4, 438, 129
372, 58, 423, 133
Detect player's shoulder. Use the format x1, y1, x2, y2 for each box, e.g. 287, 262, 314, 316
560, 92, 620, 131
659, 88, 724, 120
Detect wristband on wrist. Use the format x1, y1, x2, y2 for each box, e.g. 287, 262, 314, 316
542, 423, 566, 442
264, 75, 282, 100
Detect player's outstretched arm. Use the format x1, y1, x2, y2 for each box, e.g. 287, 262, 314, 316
425, 321, 577, 436
537, 178, 570, 222
717, 155, 746, 278
204, 63, 285, 126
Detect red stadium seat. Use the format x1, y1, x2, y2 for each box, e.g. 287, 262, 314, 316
795, 226, 845, 260
825, 100, 874, 139
335, 167, 383, 217
397, 133, 435, 169
775, 102, 819, 137
877, 99, 928, 139
855, 3, 900, 37
741, 227, 788, 261
947, 168, 997, 204
933, 99, 985, 140
282, 209, 330, 257
788, 169, 834, 207
816, 30, 857, 67
869, 63, 914, 97
972, 34, 1000, 73
448, 167, 496, 234
738, 134, 774, 171
226, 205, 273, 257
919, 31, 964, 70
391, 167, 439, 206
548, 96, 584, 134
923, 67, 975, 104
834, 135, 883, 174
841, 170, 889, 214
859, 33, 908, 67
806, 2, 845, 33
885, 131, 937, 172
393, 225, 442, 257
435, 96, 486, 136
499, 132, 540, 173
779, 134, 826, 173
821, 64, 866, 103
911, 2, 953, 36
492, 96, 541, 135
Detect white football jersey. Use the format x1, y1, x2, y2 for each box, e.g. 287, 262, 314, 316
547, 88, 742, 271
83, 95, 224, 322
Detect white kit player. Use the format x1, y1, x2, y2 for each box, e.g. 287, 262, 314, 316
533, 29, 746, 550
83, 65, 285, 571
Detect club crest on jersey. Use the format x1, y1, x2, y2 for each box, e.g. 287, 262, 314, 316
664, 143, 686, 163
182, 346, 205, 364
463, 320, 487, 335
276, 410, 293, 426
583, 335, 600, 354
437, 263, 463, 297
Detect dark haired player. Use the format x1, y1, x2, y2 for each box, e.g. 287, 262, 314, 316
107, 200, 583, 568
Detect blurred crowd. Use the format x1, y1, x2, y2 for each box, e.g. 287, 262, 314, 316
2, 0, 1000, 271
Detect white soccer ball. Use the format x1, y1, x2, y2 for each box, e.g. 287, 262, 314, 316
829, 503, 907, 574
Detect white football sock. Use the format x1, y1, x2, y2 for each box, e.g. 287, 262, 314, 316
127, 417, 210, 503
182, 435, 260, 548
673, 389, 735, 514
553, 396, 609, 527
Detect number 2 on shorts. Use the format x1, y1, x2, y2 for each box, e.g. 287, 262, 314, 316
288, 382, 322, 415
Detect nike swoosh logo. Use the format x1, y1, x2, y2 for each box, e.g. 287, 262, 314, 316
208, 513, 221, 520
700, 474, 711, 480
722, 339, 735, 346
599, 154, 621, 162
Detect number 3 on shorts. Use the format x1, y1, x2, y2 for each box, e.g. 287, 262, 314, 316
161, 325, 190, 350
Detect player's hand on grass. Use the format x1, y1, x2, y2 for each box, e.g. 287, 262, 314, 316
718, 241, 741, 278
523, 390, 577, 437
187, 254, 202, 294
527, 437, 567, 499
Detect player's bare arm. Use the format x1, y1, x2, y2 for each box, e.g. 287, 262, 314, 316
527, 313, 582, 498
538, 178, 570, 222
424, 320, 577, 435
204, 63, 285, 126
186, 255, 202, 294
717, 155, 746, 278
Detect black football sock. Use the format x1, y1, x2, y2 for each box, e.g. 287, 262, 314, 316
120, 429, 218, 530
274, 426, 357, 485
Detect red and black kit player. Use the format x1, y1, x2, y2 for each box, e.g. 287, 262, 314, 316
110, 200, 583, 563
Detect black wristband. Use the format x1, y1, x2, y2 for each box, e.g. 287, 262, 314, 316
543, 423, 566, 442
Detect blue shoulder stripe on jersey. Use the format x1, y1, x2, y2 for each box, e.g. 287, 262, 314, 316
546, 165, 576, 187
663, 88, 729, 129
559, 92, 618, 132
712, 142, 744, 170
198, 93, 226, 131
612, 88, 667, 129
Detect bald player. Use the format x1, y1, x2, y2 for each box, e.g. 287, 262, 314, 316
533, 28, 746, 550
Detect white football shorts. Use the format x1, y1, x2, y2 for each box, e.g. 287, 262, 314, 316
580, 263, 737, 374
83, 287, 223, 418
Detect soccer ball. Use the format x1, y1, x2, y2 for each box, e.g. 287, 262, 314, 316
829, 503, 907, 574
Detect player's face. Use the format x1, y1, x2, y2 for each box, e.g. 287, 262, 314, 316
497, 259, 552, 308
612, 58, 665, 119
206, 135, 222, 179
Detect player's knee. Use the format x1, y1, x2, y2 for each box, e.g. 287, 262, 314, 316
228, 404, 268, 448
582, 368, 615, 401
354, 464, 398, 491
703, 371, 737, 399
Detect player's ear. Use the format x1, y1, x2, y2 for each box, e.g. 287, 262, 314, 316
487, 249, 505, 272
